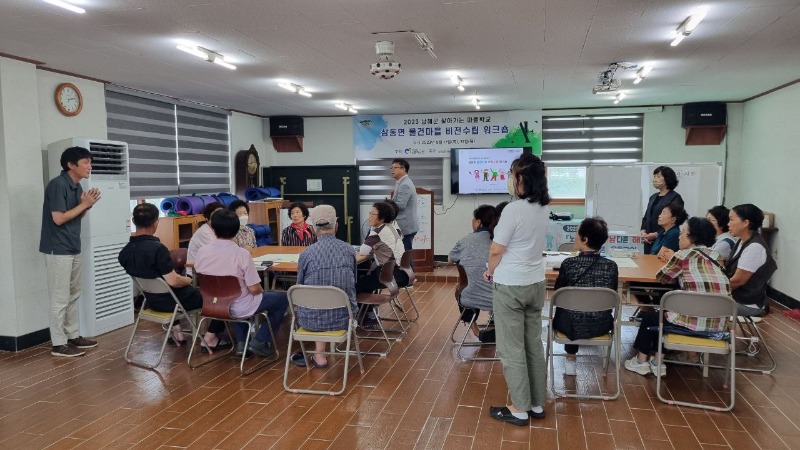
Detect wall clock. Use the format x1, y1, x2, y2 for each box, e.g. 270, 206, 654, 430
55, 82, 83, 117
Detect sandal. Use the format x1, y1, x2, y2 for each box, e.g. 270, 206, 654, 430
200, 338, 233, 354
290, 352, 307, 367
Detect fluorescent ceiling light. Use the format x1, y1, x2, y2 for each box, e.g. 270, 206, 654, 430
279, 82, 312, 98
335, 102, 358, 114
213, 58, 236, 70
671, 10, 707, 46
633, 65, 652, 84
43, 0, 85, 14
177, 45, 208, 59
472, 97, 481, 110
176, 44, 237, 70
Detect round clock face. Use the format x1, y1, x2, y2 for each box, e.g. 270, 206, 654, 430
55, 83, 82, 116
246, 153, 258, 175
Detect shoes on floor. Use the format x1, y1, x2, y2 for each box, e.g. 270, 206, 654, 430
52, 344, 85, 357
478, 329, 496, 343
290, 352, 327, 368
489, 406, 529, 426
359, 316, 382, 331
649, 358, 667, 377
200, 338, 233, 354
624, 356, 652, 376
565, 358, 577, 376
247, 340, 275, 357
234, 341, 250, 358
528, 408, 546, 420
67, 336, 97, 349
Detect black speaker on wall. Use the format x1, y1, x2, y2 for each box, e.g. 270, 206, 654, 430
682, 102, 726, 128
270, 116, 304, 136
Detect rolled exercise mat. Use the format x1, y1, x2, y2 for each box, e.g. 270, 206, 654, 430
198, 195, 216, 208
175, 196, 206, 215
160, 197, 178, 213
244, 187, 271, 201
247, 224, 275, 246
214, 192, 240, 208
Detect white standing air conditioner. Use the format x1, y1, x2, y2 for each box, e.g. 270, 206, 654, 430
47, 138, 133, 337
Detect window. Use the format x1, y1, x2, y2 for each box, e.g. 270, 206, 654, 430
106, 86, 230, 199
357, 158, 443, 205
541, 114, 643, 200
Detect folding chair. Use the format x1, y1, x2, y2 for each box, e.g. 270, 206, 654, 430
655, 291, 737, 412
284, 285, 364, 395
188, 274, 279, 375
449, 264, 498, 362
125, 277, 200, 369
734, 313, 776, 374
356, 260, 407, 356
546, 287, 621, 400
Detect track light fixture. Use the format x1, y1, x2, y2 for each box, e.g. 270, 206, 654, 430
671, 10, 707, 46
335, 102, 358, 114
176, 44, 237, 70
450, 75, 465, 91
633, 66, 652, 84
278, 82, 312, 97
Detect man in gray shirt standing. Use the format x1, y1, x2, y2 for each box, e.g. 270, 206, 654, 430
390, 158, 419, 252
40, 146, 101, 357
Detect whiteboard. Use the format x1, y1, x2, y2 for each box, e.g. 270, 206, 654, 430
586, 163, 723, 234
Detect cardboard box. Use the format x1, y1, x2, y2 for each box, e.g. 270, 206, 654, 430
762, 211, 775, 228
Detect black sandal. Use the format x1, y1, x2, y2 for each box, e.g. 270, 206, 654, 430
489, 406, 529, 426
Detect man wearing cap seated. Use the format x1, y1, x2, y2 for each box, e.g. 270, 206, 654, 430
290, 205, 358, 368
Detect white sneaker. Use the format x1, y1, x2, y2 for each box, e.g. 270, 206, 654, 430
624, 356, 652, 375
649, 358, 667, 377
565, 358, 577, 376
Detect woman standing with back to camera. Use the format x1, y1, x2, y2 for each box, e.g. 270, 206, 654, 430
484, 153, 550, 426
641, 166, 684, 254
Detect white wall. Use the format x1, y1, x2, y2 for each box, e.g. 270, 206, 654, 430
735, 82, 800, 300
267, 116, 355, 167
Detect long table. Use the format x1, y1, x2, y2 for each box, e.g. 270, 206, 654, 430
249, 245, 371, 273
545, 254, 662, 283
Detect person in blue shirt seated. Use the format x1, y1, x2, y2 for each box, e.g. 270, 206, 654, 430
650, 202, 688, 256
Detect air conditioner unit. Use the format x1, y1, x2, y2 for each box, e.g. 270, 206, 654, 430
46, 138, 134, 337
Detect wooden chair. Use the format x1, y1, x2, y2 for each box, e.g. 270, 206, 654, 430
125, 277, 200, 369
283, 285, 364, 395
546, 287, 621, 400
655, 291, 737, 412
355, 260, 406, 356
188, 274, 279, 375
449, 263, 498, 362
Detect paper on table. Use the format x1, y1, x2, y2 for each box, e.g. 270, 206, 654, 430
254, 254, 299, 263
607, 257, 639, 268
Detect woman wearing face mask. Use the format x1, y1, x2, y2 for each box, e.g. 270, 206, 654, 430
641, 166, 684, 254
280, 202, 317, 246
228, 200, 256, 249
483, 153, 550, 426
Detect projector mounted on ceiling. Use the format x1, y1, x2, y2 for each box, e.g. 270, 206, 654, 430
370, 41, 402, 80
592, 61, 637, 95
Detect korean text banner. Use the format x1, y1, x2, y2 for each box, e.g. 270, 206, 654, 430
354, 110, 542, 159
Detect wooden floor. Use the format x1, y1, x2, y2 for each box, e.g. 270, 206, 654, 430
2, 276, 800, 450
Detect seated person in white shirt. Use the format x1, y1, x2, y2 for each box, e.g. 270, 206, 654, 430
706, 205, 737, 262
186, 201, 224, 274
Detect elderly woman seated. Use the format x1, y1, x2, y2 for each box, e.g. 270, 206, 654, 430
228, 199, 257, 249
281, 202, 317, 246
552, 217, 619, 376
725, 204, 777, 317
448, 205, 497, 340
624, 217, 731, 378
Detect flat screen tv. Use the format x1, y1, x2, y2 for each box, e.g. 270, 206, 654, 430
450, 147, 526, 194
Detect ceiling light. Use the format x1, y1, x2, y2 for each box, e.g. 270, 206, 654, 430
414, 32, 437, 59
278, 82, 312, 97
633, 65, 652, 84
175, 45, 237, 70
671, 10, 707, 46
43, 0, 85, 14
613, 92, 627, 104
450, 75, 466, 91
472, 97, 481, 110
335, 102, 358, 114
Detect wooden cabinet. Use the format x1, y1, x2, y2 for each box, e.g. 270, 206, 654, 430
154, 214, 206, 250
248, 200, 283, 245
